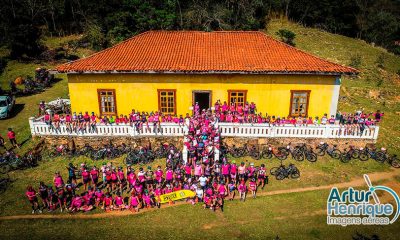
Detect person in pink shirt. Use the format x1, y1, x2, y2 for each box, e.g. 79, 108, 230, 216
114, 192, 126, 210
154, 185, 163, 208
69, 194, 83, 212
26, 186, 41, 214
102, 193, 113, 211
53, 172, 64, 189
95, 188, 104, 207
142, 190, 154, 209
230, 161, 238, 184
155, 166, 164, 184
217, 181, 227, 198
221, 162, 230, 183
90, 166, 99, 188
249, 178, 257, 198
81, 167, 90, 191
129, 192, 140, 212
126, 167, 136, 191
117, 167, 125, 193
238, 180, 247, 202
238, 162, 246, 181
194, 162, 203, 179
184, 163, 192, 180
165, 167, 174, 184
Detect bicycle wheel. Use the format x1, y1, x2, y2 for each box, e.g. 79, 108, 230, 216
331, 150, 341, 159
293, 152, 304, 161
351, 149, 360, 159
261, 151, 272, 159
375, 152, 386, 163
251, 152, 261, 160
0, 164, 10, 174
390, 158, 400, 168
359, 152, 369, 161
270, 167, 278, 175
291, 169, 300, 179
306, 153, 317, 162
340, 154, 351, 163
315, 148, 325, 156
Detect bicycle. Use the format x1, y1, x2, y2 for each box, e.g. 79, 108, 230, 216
261, 145, 288, 160
315, 142, 341, 159
293, 143, 317, 162
241, 144, 261, 160
270, 161, 300, 180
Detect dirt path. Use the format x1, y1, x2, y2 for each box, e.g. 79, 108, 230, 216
1, 169, 399, 220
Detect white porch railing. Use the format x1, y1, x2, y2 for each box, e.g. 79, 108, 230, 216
29, 117, 379, 140
28, 117, 186, 137
217, 122, 379, 139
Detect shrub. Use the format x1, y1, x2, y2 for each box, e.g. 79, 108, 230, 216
276, 29, 296, 46
0, 57, 7, 75
349, 54, 362, 68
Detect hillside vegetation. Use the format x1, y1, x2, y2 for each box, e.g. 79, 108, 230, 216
0, 19, 399, 154
267, 19, 400, 153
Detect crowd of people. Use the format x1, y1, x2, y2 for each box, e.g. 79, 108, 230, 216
25, 160, 268, 214
23, 100, 384, 214
25, 106, 270, 214
38, 100, 384, 135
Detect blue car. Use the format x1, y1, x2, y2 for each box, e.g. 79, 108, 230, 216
0, 95, 15, 119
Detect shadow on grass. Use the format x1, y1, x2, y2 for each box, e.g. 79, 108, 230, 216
8, 103, 24, 118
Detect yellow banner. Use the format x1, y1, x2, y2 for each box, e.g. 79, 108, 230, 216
158, 190, 196, 203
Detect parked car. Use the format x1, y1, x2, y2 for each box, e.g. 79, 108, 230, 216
0, 95, 15, 119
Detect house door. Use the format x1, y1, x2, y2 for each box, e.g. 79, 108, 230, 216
193, 91, 212, 111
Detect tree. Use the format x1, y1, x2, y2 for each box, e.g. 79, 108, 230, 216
276, 29, 296, 46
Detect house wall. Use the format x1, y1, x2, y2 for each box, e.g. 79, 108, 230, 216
67, 73, 338, 117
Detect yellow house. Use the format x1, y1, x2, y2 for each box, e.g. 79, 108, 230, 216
56, 31, 357, 118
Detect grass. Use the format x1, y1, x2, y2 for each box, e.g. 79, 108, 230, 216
266, 19, 400, 154
0, 20, 400, 239
0, 154, 394, 217
1, 188, 400, 240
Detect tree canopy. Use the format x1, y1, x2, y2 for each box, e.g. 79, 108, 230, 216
0, 0, 399, 58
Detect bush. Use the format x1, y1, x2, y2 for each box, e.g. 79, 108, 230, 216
84, 22, 106, 50
349, 54, 362, 68
375, 53, 385, 69
276, 29, 296, 46
0, 57, 7, 75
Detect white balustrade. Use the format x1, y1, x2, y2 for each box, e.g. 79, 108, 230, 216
29, 117, 379, 140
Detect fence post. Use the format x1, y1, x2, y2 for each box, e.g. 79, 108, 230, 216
373, 126, 379, 141
29, 117, 36, 137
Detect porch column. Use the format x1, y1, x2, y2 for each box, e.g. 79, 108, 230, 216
329, 76, 341, 117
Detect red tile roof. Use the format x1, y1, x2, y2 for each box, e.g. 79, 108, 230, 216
56, 31, 358, 75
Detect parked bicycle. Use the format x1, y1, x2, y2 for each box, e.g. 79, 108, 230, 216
270, 161, 300, 180
292, 143, 317, 162
315, 142, 341, 159
125, 147, 155, 165
261, 145, 288, 160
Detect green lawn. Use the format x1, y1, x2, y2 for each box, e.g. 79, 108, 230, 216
1, 188, 400, 240
266, 19, 400, 154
